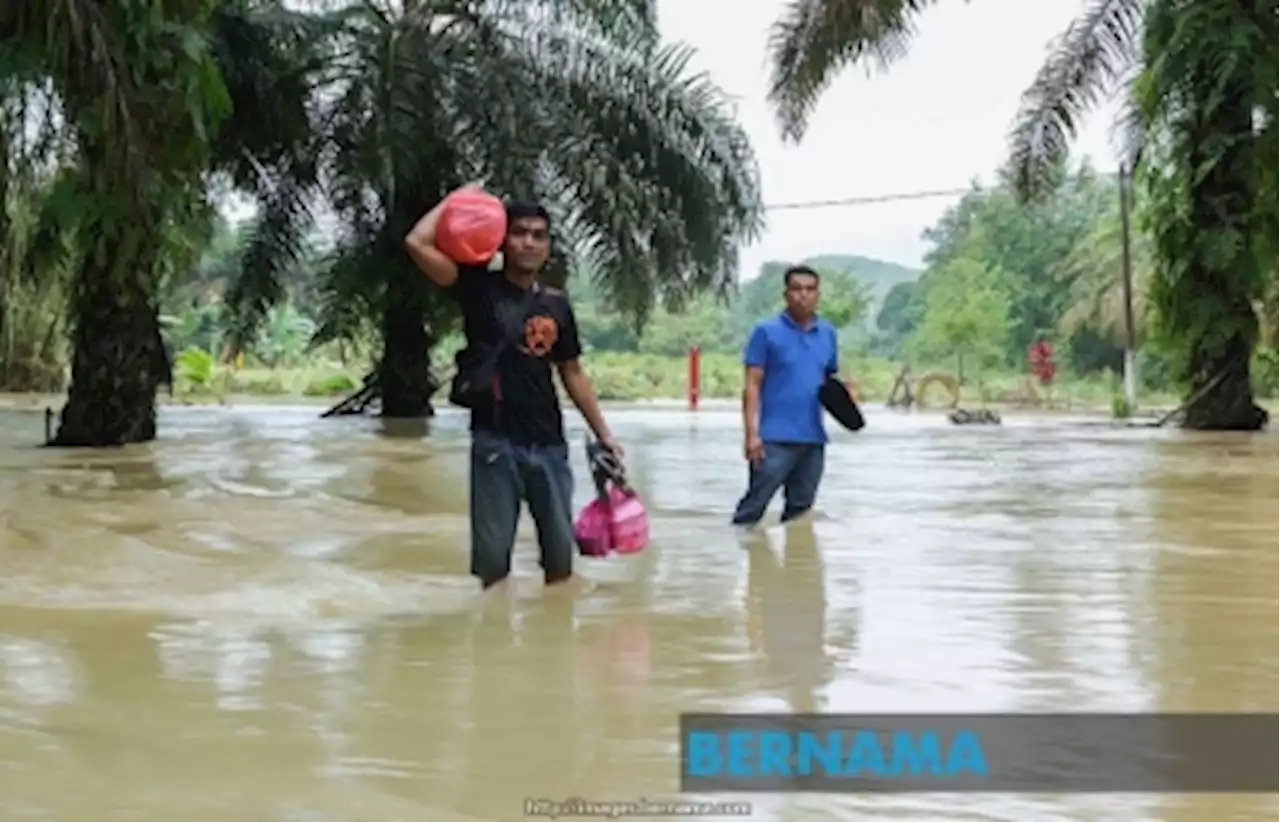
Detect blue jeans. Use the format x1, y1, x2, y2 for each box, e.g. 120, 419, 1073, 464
469, 429, 576, 586
732, 442, 826, 526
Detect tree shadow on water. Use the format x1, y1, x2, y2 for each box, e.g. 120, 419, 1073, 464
1141, 435, 1278, 711
1134, 435, 1278, 822
107, 451, 175, 493
376, 417, 430, 440
37, 445, 177, 499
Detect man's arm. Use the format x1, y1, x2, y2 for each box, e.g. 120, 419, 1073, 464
743, 366, 764, 437
552, 301, 617, 448
559, 359, 615, 444
403, 183, 481, 288
742, 325, 768, 461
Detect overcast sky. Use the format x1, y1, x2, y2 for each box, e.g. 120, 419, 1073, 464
656, 0, 1124, 279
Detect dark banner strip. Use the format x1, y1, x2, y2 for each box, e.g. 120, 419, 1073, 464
679, 713, 1279, 793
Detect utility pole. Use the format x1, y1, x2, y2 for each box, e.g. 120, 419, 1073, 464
1118, 162, 1139, 409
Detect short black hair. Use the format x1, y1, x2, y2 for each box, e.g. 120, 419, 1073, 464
505, 200, 551, 230
783, 264, 819, 286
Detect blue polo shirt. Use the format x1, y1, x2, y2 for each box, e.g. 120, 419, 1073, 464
744, 312, 839, 444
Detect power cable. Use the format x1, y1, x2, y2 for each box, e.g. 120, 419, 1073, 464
764, 186, 973, 211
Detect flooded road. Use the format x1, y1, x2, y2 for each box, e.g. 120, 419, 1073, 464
0, 404, 1274, 821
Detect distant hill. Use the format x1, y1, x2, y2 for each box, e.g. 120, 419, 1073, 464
754, 254, 923, 327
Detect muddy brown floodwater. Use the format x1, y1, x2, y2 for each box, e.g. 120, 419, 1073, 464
0, 404, 1274, 821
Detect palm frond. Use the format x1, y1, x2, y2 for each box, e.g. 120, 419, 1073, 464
476, 30, 765, 325
0, 75, 70, 188
1056, 214, 1151, 344
221, 169, 315, 355
1253, 107, 1278, 265
0, 0, 140, 179
310, 238, 383, 348
2, 0, 232, 202
1007, 0, 1144, 203
767, 0, 938, 143
21, 167, 87, 285
211, 0, 328, 356
211, 1, 329, 185
1109, 85, 1146, 171
478, 0, 658, 49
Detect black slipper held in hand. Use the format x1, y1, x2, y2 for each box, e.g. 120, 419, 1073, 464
819, 375, 865, 432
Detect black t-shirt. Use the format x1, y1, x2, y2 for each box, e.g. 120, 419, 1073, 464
448, 266, 582, 445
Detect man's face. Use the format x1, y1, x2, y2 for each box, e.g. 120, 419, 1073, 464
503, 216, 550, 274
784, 273, 819, 317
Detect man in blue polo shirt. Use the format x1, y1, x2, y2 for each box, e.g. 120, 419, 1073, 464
733, 264, 839, 526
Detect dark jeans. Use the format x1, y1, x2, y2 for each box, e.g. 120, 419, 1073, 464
732, 442, 826, 526
469, 428, 576, 586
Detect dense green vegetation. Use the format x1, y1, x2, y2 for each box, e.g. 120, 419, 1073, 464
11, 162, 1269, 414
1, 0, 1275, 440
767, 0, 1277, 430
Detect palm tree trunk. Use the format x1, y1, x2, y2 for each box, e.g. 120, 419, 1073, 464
50, 150, 169, 446
1181, 90, 1268, 432
1183, 330, 1267, 430
378, 275, 434, 418
51, 254, 169, 445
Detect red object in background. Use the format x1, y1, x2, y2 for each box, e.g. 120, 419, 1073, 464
1028, 340, 1056, 385
434, 189, 507, 264
689, 345, 700, 411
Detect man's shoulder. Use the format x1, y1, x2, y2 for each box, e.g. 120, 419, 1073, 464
816, 317, 839, 335
457, 264, 497, 282
752, 316, 784, 335
451, 265, 495, 296
536, 285, 574, 312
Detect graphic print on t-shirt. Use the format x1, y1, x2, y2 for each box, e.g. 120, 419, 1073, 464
520, 313, 559, 357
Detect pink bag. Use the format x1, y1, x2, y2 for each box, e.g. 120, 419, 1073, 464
608, 488, 649, 555
574, 486, 650, 558
574, 496, 614, 558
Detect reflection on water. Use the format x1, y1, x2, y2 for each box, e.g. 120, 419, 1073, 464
0, 404, 1275, 820
744, 522, 842, 713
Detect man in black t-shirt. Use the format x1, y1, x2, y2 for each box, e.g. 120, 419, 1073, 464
404, 186, 622, 590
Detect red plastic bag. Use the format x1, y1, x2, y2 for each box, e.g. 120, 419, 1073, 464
435, 190, 507, 265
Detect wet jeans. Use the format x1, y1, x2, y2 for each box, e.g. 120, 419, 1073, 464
731, 442, 826, 526
469, 428, 576, 586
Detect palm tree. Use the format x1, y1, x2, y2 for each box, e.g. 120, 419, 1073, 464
767, 0, 1277, 430
221, 0, 766, 417
0, 2, 228, 444
0, 0, 319, 445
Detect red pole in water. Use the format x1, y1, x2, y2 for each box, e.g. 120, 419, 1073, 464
688, 345, 700, 411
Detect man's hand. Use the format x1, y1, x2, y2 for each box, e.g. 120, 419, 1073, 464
600, 434, 624, 460
744, 434, 764, 465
